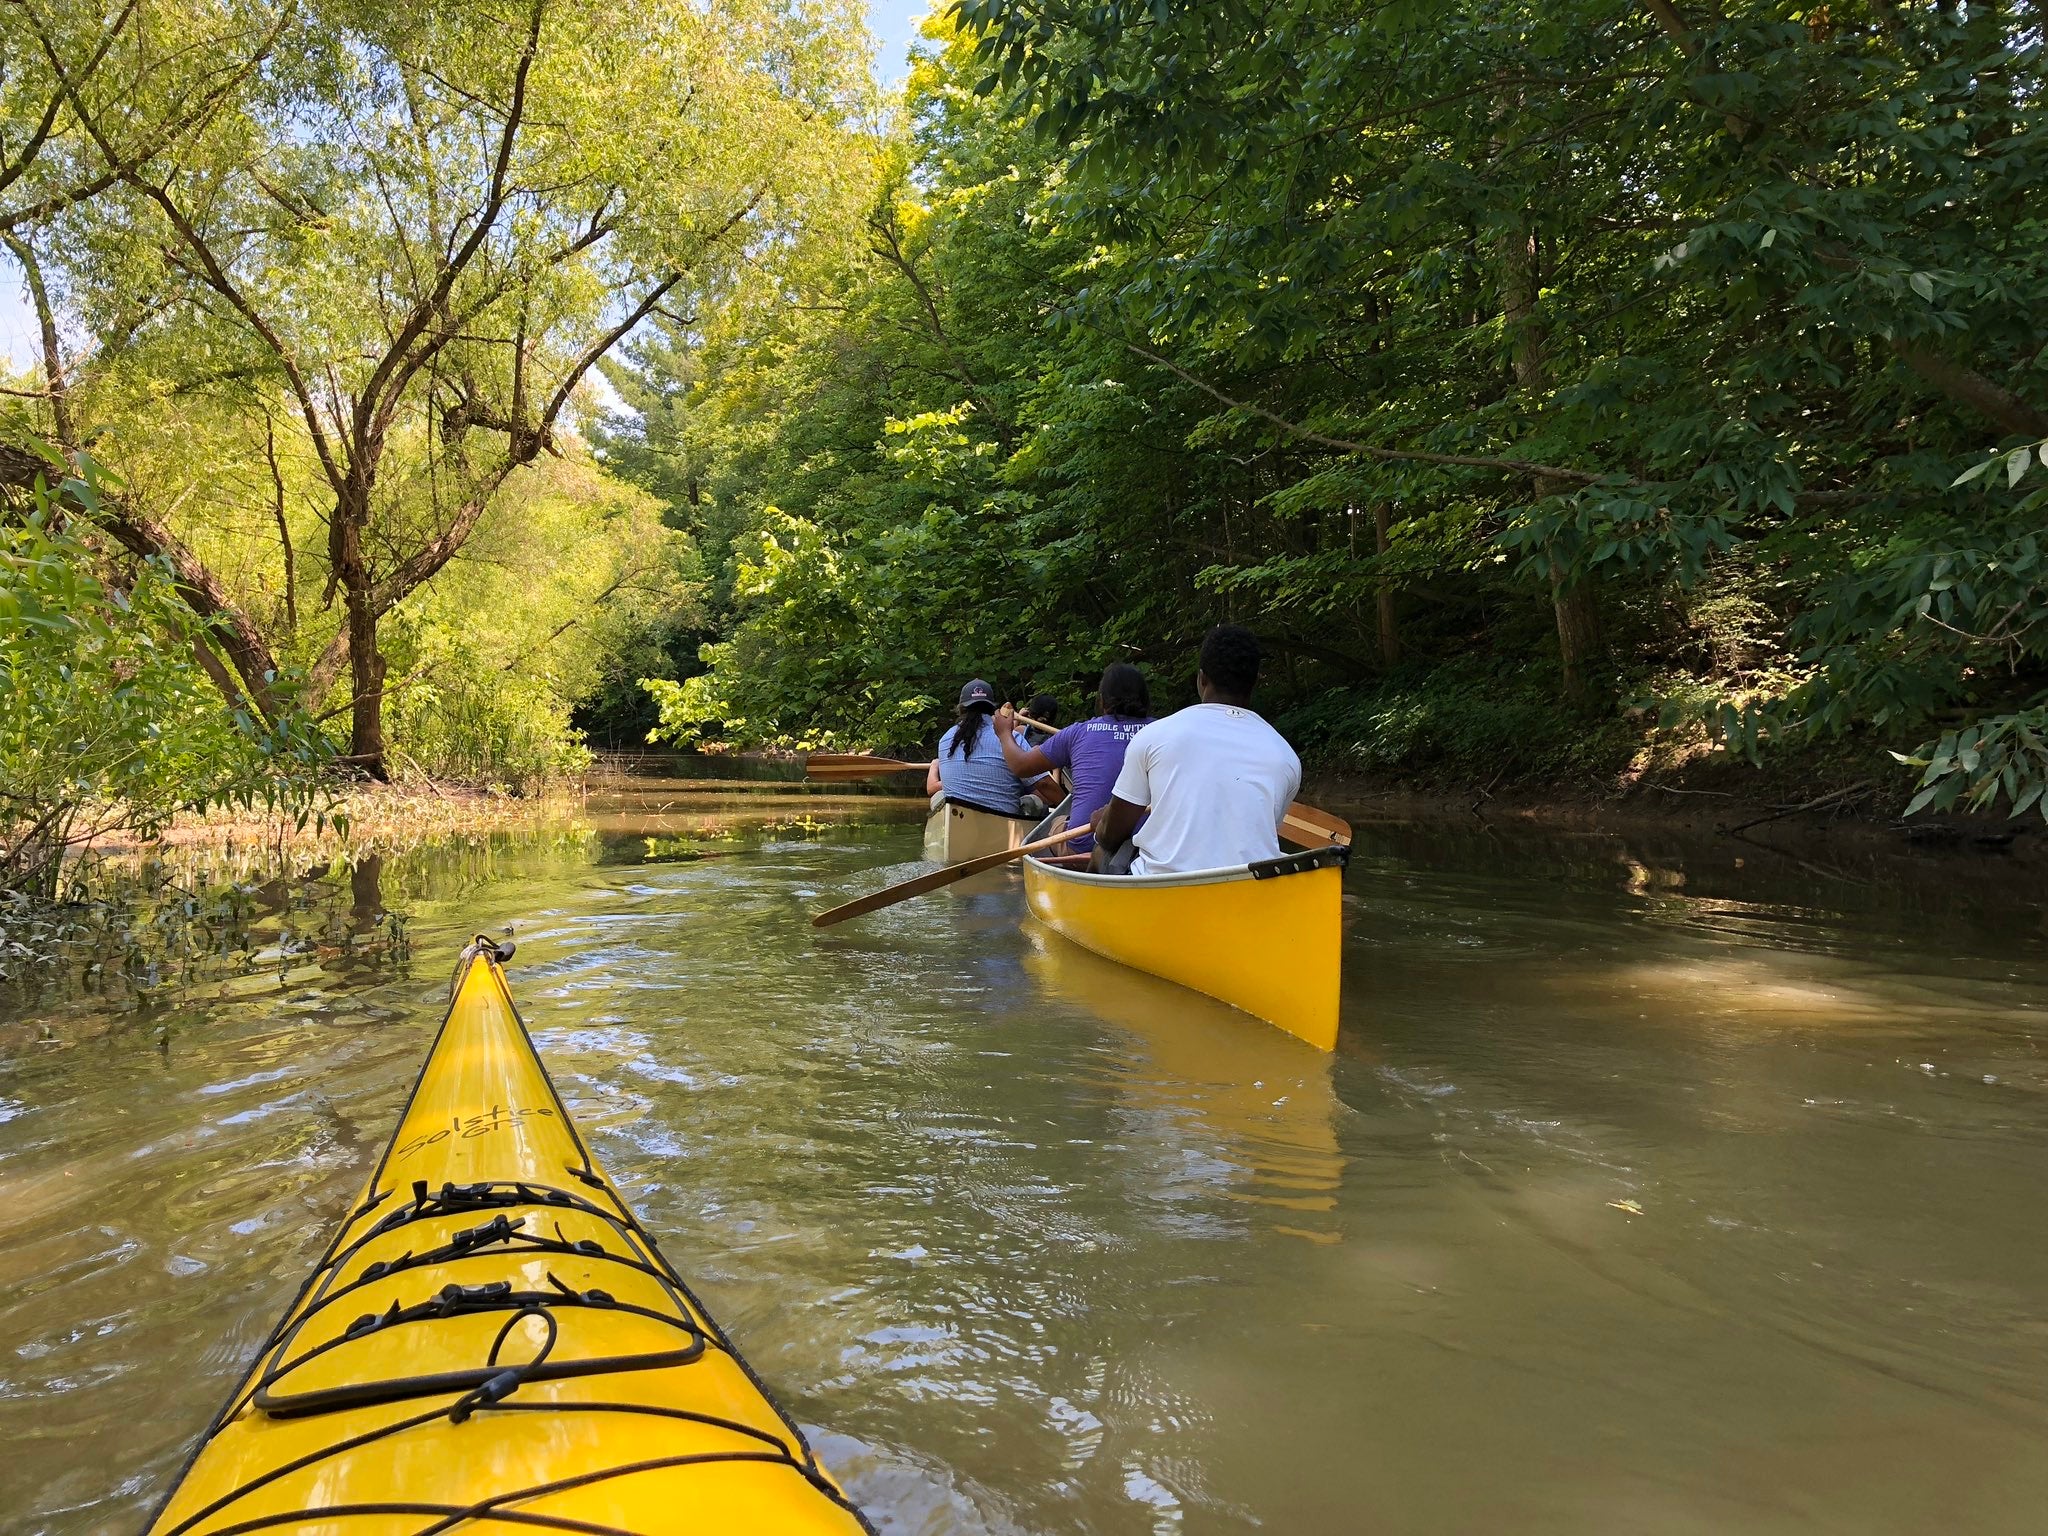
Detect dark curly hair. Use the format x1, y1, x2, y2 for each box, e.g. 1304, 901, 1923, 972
1199, 624, 1261, 696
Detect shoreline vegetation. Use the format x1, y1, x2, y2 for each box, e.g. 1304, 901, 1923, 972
2, 743, 2031, 1003
5, 2, 2046, 946
0, 781, 578, 991
96, 781, 578, 863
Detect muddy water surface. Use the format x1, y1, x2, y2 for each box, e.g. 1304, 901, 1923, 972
3, 772, 2046, 1534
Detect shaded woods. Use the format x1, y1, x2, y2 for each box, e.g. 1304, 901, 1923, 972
5, 0, 2047, 906
618, 0, 2048, 820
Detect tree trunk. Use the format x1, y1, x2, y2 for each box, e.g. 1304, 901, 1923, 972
3, 233, 73, 446
344, 583, 387, 779
331, 484, 388, 779
1374, 503, 1399, 667
264, 412, 297, 632
1549, 562, 1602, 695
1496, 212, 1600, 699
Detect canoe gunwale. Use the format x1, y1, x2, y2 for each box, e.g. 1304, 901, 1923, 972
1021, 803, 1349, 891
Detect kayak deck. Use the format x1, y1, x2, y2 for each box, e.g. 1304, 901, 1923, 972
146, 940, 870, 1536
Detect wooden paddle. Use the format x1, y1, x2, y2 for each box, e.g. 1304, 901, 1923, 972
1281, 802, 1351, 848
813, 823, 1092, 928
1013, 710, 1351, 849
803, 752, 930, 781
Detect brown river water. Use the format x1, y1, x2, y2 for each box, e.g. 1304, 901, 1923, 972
3, 767, 2046, 1534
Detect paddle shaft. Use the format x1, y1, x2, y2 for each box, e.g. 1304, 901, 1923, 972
803, 753, 930, 780
813, 822, 1093, 928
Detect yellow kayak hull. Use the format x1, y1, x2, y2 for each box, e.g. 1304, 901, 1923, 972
922, 799, 1035, 863
145, 941, 870, 1536
1022, 850, 1346, 1051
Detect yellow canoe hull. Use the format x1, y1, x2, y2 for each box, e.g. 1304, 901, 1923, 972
922, 799, 1035, 863
146, 942, 869, 1536
1022, 851, 1346, 1051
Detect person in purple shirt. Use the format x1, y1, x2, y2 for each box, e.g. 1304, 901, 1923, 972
991, 663, 1153, 852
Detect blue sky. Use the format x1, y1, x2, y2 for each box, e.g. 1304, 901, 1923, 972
0, 4, 938, 373
0, 273, 32, 372
870, 0, 934, 84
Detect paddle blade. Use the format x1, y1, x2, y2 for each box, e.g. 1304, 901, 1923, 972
813, 823, 1091, 928
1280, 802, 1352, 849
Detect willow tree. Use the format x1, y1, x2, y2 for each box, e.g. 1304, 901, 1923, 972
1, 0, 287, 498
14, 0, 869, 776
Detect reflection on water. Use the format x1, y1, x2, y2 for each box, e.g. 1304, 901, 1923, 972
1026, 930, 1346, 1245
2, 770, 2047, 1534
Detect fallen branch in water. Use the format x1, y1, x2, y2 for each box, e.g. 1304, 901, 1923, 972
1724, 779, 1876, 836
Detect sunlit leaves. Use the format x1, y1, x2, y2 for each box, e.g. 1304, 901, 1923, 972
1895, 710, 2048, 822
1, 452, 332, 897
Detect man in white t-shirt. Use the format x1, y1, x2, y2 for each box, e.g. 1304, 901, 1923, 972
1091, 624, 1301, 875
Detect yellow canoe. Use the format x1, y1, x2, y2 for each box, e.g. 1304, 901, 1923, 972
1022, 840, 1348, 1051
145, 939, 871, 1536
921, 797, 1037, 863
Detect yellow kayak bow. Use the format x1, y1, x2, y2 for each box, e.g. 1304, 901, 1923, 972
145, 937, 871, 1536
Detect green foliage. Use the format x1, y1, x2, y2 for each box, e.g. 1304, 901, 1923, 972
1276, 660, 1637, 786
610, 22, 1284, 751
383, 458, 698, 785
0, 455, 331, 898
4, 0, 874, 779
572, 609, 710, 751
15, 0, 2037, 821
938, 0, 2048, 813
392, 669, 594, 790
1895, 709, 2048, 822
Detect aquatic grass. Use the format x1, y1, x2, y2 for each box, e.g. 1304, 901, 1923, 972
0, 784, 579, 998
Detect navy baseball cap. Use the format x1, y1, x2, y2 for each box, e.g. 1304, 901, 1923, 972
959, 679, 996, 709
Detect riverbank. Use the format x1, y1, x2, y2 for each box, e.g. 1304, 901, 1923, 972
1308, 755, 2043, 869
0, 784, 588, 990
1291, 680, 2044, 860
1302, 761, 2039, 888
94, 781, 581, 864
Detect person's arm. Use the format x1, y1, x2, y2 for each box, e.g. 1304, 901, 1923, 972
924, 759, 942, 796
990, 704, 1056, 778
1096, 795, 1145, 854
1097, 730, 1153, 853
